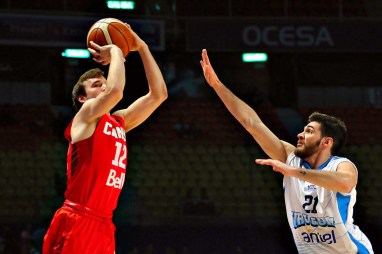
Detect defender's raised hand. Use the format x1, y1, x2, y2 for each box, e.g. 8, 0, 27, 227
200, 49, 220, 88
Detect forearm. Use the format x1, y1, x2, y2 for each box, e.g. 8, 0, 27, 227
201, 48, 262, 132
290, 167, 355, 193
213, 80, 262, 130
138, 44, 167, 100
107, 47, 126, 92
213, 80, 286, 160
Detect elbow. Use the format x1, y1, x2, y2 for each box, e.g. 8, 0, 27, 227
238, 116, 249, 129
240, 117, 256, 134
341, 174, 357, 193
338, 180, 356, 193
155, 82, 168, 103
110, 87, 124, 102
162, 88, 168, 102
339, 186, 353, 194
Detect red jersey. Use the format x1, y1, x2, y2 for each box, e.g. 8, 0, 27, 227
64, 114, 127, 218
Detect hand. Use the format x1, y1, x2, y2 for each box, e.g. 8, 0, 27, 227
125, 23, 146, 52
88, 41, 124, 65
255, 159, 294, 177
200, 49, 220, 88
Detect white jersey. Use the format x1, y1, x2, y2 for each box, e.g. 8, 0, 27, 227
284, 153, 374, 254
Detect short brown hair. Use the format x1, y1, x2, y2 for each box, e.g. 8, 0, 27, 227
72, 68, 104, 111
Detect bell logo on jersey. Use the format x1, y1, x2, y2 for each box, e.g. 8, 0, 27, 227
106, 169, 125, 189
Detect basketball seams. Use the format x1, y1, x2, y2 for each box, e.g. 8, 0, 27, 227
87, 28, 106, 47
108, 23, 131, 52
87, 18, 132, 57
100, 22, 113, 45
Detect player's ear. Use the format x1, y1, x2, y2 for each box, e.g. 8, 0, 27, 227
78, 95, 86, 103
322, 137, 333, 148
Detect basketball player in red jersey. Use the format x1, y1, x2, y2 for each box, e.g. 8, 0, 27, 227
43, 24, 167, 253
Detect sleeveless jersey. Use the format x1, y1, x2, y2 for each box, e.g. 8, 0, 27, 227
284, 153, 373, 254
64, 114, 127, 218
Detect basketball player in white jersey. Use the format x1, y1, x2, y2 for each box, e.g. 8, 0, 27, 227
200, 49, 373, 253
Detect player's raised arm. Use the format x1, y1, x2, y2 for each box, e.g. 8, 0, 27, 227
69, 42, 126, 143
113, 25, 168, 132
81, 42, 125, 121
200, 49, 291, 161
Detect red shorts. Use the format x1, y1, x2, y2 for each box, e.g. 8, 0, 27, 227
43, 201, 115, 254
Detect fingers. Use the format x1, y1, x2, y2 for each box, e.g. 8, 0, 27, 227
202, 49, 210, 66
93, 57, 109, 66
88, 41, 102, 60
255, 159, 272, 166
92, 56, 103, 64
90, 49, 106, 64
88, 48, 97, 55
89, 41, 101, 51
255, 159, 264, 165
200, 49, 210, 69
89, 47, 100, 60
93, 55, 110, 65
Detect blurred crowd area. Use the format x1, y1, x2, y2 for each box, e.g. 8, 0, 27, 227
1, 1, 382, 253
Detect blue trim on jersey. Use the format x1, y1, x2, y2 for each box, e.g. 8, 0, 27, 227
336, 192, 350, 224
301, 156, 333, 170
349, 231, 370, 254
337, 193, 370, 254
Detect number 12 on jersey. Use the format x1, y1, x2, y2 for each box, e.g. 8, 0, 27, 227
111, 141, 127, 169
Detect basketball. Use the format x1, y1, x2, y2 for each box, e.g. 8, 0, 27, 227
87, 18, 134, 57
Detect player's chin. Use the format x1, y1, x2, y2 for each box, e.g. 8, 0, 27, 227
294, 148, 306, 158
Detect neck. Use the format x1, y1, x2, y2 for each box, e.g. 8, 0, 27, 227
303, 151, 332, 169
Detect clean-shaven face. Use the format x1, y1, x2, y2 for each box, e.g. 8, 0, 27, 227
83, 76, 107, 99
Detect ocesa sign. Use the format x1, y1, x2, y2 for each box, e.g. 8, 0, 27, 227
242, 25, 334, 47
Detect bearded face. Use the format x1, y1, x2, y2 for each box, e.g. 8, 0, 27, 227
294, 139, 322, 159
294, 122, 327, 159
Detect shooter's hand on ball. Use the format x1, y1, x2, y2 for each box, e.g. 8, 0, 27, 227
124, 24, 146, 52
200, 49, 220, 88
88, 41, 124, 65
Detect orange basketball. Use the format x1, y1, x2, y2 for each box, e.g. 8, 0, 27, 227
87, 18, 134, 57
